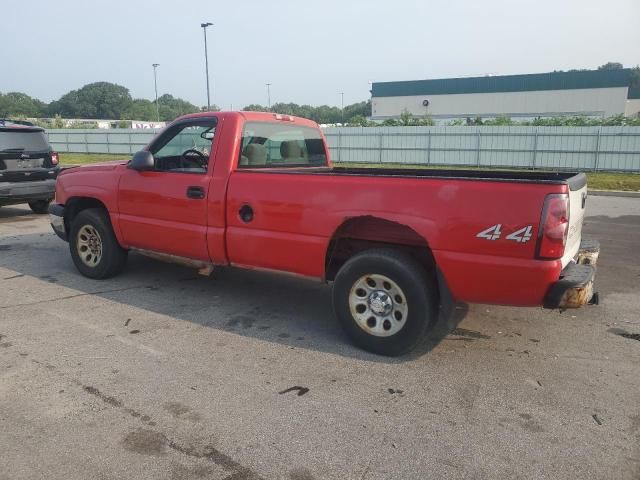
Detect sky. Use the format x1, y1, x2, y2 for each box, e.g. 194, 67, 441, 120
1, 0, 639, 109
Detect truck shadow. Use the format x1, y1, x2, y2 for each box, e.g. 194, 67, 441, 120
0, 206, 40, 222
0, 231, 468, 363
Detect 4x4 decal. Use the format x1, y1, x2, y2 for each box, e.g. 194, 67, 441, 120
506, 226, 533, 243
477, 224, 533, 243
476, 224, 502, 241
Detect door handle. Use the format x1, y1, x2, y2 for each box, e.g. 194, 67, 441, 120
239, 204, 254, 223
186, 186, 205, 199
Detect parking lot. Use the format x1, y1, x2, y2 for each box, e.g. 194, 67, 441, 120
0, 195, 638, 480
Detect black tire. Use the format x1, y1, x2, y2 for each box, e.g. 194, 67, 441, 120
332, 248, 437, 356
69, 208, 127, 279
28, 199, 51, 214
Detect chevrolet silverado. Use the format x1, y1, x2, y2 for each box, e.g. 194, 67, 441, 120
49, 112, 599, 355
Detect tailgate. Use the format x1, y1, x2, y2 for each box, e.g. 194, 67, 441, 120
561, 175, 587, 268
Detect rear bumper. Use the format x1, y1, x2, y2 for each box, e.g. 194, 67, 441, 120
543, 239, 600, 309
0, 179, 56, 205
48, 203, 67, 241
575, 237, 600, 266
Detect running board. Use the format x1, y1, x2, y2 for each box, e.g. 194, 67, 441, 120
130, 248, 215, 276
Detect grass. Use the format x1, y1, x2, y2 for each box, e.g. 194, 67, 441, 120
59, 152, 129, 165
58, 153, 640, 192
338, 162, 640, 192
584, 172, 640, 191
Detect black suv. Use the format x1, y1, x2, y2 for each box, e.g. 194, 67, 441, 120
0, 119, 59, 213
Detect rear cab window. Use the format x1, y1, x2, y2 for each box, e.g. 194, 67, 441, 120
238, 122, 327, 168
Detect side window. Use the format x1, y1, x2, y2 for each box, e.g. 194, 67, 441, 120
149, 119, 217, 173
238, 122, 327, 168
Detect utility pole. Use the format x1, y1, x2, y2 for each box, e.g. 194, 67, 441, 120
340, 92, 345, 124
200, 22, 213, 110
266, 83, 271, 110
152, 63, 160, 122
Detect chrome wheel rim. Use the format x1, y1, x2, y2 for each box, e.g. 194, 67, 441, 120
76, 225, 103, 267
349, 274, 408, 337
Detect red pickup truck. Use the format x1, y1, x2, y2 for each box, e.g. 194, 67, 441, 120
49, 112, 599, 355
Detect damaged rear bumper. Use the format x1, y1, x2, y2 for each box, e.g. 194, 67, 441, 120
575, 237, 600, 266
544, 238, 600, 309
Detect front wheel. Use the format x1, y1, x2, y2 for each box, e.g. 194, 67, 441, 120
69, 208, 127, 279
332, 249, 437, 356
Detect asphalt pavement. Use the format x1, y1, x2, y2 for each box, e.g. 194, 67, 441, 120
0, 196, 638, 480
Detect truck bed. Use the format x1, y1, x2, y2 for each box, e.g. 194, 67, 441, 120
251, 166, 587, 191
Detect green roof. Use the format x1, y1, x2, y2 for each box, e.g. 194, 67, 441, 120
372, 69, 635, 98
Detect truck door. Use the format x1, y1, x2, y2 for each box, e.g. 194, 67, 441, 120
117, 117, 218, 261
225, 120, 330, 277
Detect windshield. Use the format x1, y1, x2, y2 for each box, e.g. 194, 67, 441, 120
0, 130, 50, 152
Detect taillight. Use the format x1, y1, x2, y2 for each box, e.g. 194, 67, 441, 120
51, 152, 59, 166
537, 194, 569, 259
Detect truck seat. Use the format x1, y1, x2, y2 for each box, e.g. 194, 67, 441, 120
240, 144, 267, 166
280, 141, 306, 163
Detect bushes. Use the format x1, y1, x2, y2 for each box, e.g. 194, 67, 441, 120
445, 115, 640, 127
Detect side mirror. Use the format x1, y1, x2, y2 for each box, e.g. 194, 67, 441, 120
129, 150, 155, 171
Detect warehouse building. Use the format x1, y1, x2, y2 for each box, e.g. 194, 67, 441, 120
371, 68, 640, 122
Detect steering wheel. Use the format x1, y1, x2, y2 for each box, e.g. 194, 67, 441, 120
181, 149, 208, 169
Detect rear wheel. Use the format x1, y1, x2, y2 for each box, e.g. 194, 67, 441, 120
332, 249, 437, 356
69, 208, 127, 279
28, 199, 51, 214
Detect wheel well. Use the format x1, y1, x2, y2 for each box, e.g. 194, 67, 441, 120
64, 197, 108, 230
325, 216, 436, 282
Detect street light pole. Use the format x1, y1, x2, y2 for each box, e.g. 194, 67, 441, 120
266, 83, 271, 110
200, 22, 213, 110
152, 63, 160, 122
340, 92, 345, 124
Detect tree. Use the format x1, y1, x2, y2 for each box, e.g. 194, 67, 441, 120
242, 104, 268, 112
346, 115, 375, 127
156, 94, 200, 121
121, 99, 157, 121
597, 62, 624, 70
241, 101, 371, 125
0, 92, 47, 117
47, 82, 132, 119
343, 101, 371, 122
